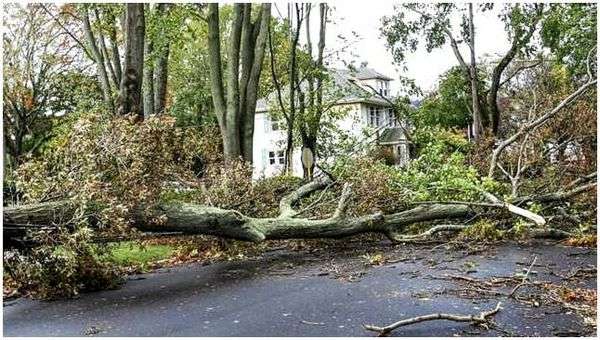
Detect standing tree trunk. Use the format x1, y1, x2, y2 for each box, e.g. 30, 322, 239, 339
82, 7, 114, 113
117, 3, 145, 120
142, 5, 154, 117
224, 4, 244, 160
153, 3, 170, 115
300, 3, 327, 179
206, 3, 271, 163
467, 3, 483, 140
487, 4, 544, 135
107, 10, 122, 84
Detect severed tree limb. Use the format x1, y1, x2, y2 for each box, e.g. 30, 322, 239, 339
3, 179, 473, 247
566, 172, 596, 189
508, 256, 537, 298
391, 224, 468, 242
480, 191, 546, 226
488, 61, 597, 178
513, 182, 597, 205
363, 302, 502, 336
278, 175, 332, 218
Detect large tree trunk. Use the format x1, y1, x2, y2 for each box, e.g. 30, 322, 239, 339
153, 3, 170, 115
117, 3, 145, 120
207, 3, 271, 163
3, 201, 471, 244
6, 174, 593, 248
467, 3, 483, 140
486, 5, 543, 135
241, 4, 271, 162
224, 4, 244, 160
143, 9, 155, 118
82, 8, 114, 113
206, 3, 228, 139
3, 180, 472, 247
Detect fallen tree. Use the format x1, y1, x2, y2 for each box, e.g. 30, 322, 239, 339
5, 171, 596, 248
3, 177, 473, 247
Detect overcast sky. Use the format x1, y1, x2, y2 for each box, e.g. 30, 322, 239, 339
273, 1, 513, 97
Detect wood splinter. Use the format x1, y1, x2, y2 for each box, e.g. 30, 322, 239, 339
362, 302, 502, 337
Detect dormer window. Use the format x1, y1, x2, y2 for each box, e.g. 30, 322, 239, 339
375, 79, 390, 97
382, 80, 390, 96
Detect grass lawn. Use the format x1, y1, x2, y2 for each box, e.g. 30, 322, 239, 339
109, 242, 175, 269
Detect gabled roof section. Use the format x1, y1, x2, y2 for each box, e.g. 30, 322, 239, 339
341, 67, 394, 81
379, 127, 407, 144
256, 67, 395, 113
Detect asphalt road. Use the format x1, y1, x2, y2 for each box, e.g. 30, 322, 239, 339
3, 241, 597, 336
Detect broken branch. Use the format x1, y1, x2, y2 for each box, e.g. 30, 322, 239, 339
363, 302, 502, 336
508, 255, 537, 298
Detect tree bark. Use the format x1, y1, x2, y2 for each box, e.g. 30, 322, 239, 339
467, 3, 483, 140
117, 3, 145, 120
487, 4, 544, 135
223, 4, 244, 160
207, 4, 227, 134
153, 3, 170, 115
4, 201, 471, 245
82, 8, 114, 112
3, 179, 472, 247
241, 4, 271, 162
143, 6, 155, 118
207, 3, 271, 163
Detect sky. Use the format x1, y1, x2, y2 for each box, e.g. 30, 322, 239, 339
276, 1, 513, 97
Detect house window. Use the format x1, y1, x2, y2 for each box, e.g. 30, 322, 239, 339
268, 150, 285, 165
271, 119, 281, 131
368, 106, 382, 127
387, 108, 397, 127
376, 80, 390, 97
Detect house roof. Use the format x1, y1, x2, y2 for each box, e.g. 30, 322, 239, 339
379, 127, 407, 144
340, 67, 394, 81
256, 67, 395, 113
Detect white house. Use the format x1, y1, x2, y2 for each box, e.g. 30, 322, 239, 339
252, 67, 410, 179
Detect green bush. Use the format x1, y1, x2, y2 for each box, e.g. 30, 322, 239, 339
4, 226, 122, 299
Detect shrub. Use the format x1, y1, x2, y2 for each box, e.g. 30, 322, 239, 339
14, 112, 205, 234
162, 161, 303, 218
332, 157, 408, 215
8, 111, 210, 298
4, 226, 122, 299
394, 128, 500, 202
459, 220, 504, 241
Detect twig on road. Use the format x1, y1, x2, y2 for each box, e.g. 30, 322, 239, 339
363, 302, 502, 336
508, 256, 537, 298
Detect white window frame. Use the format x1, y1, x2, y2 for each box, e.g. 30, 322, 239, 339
387, 108, 397, 127
368, 106, 382, 127
270, 118, 281, 131
268, 150, 285, 165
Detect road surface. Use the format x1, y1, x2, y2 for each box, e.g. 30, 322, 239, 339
4, 240, 596, 336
